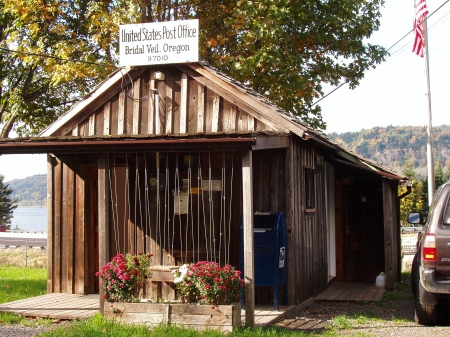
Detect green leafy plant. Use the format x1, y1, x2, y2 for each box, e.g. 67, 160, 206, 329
173, 261, 244, 305
96, 252, 152, 303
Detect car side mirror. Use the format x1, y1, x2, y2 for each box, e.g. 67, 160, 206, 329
408, 212, 423, 225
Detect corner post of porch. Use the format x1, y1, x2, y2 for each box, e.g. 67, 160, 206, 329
98, 154, 110, 314
242, 150, 255, 328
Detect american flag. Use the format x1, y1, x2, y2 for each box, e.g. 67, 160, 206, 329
412, 0, 429, 57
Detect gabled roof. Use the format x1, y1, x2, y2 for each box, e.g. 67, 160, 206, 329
3, 60, 405, 181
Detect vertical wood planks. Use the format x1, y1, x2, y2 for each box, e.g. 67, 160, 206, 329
383, 178, 394, 290
98, 155, 110, 314
74, 162, 86, 295
64, 159, 75, 293
89, 115, 95, 136
165, 70, 173, 134
118, 91, 126, 134
133, 78, 141, 134
180, 73, 188, 133
104, 102, 111, 135
148, 71, 155, 134
197, 84, 205, 132
211, 92, 220, 132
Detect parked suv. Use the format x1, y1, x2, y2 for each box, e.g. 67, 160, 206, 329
409, 181, 450, 325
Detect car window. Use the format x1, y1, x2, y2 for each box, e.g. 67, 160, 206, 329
444, 196, 450, 226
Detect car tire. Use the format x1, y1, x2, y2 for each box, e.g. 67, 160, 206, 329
414, 259, 438, 325
411, 252, 418, 297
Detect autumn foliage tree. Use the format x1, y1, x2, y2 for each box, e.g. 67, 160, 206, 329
400, 159, 426, 226
1, 0, 387, 137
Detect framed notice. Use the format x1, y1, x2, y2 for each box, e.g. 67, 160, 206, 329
119, 19, 199, 66
202, 180, 222, 191
173, 191, 189, 215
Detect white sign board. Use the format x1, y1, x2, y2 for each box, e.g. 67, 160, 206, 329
119, 20, 199, 66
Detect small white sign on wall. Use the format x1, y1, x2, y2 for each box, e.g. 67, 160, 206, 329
119, 19, 199, 66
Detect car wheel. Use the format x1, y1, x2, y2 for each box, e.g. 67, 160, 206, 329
414, 259, 438, 325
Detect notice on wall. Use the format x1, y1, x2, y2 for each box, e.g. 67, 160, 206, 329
202, 180, 222, 191
119, 19, 199, 66
173, 191, 189, 214
279, 247, 285, 268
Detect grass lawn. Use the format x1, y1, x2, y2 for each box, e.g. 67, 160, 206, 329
0, 251, 414, 336
0, 262, 48, 325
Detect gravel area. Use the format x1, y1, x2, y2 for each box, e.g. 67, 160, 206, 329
274, 282, 450, 336
0, 320, 69, 337
0, 325, 49, 337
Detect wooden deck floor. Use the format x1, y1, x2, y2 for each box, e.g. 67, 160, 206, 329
315, 282, 385, 302
0, 293, 295, 327
0, 293, 99, 320
0, 284, 382, 327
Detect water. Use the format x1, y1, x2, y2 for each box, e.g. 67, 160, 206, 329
10, 207, 47, 233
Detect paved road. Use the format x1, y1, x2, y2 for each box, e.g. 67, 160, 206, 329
0, 237, 47, 248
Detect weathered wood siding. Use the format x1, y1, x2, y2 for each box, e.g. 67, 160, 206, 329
47, 155, 95, 294
51, 67, 272, 138
383, 178, 401, 289
285, 137, 328, 305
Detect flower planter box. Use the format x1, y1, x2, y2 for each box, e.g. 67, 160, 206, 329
104, 301, 241, 332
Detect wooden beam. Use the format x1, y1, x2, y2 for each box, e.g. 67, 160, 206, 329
242, 150, 254, 328
46, 154, 54, 293
98, 155, 110, 314
253, 135, 290, 150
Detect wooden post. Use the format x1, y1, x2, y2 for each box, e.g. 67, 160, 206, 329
98, 155, 110, 314
46, 154, 54, 293
242, 150, 254, 327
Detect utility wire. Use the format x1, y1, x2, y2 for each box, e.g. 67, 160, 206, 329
0, 46, 114, 68
312, 0, 450, 107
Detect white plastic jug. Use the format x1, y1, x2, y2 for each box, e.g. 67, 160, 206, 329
375, 272, 385, 289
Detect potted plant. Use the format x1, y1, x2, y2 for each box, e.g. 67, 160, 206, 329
100, 259, 243, 332
96, 252, 152, 303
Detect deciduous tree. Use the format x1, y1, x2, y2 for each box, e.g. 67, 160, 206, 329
1, 0, 387, 136
400, 159, 426, 226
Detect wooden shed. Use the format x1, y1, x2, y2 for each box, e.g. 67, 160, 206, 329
0, 61, 406, 325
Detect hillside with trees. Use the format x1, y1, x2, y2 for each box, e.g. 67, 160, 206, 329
7, 174, 46, 207
327, 125, 450, 179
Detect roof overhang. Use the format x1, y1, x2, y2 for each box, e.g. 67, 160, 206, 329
0, 136, 256, 155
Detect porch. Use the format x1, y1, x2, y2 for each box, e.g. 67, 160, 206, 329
0, 293, 296, 327
0, 283, 384, 327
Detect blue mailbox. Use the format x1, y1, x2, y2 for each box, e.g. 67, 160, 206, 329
240, 212, 288, 311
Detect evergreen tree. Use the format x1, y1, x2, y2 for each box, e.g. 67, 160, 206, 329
444, 164, 450, 183
422, 161, 447, 207
0, 174, 17, 227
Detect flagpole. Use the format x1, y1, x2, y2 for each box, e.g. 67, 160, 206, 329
423, 16, 435, 205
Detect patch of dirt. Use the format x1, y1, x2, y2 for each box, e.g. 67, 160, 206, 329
274, 281, 450, 336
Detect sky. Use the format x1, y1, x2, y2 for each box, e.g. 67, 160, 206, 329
320, 1, 450, 133
0, 0, 449, 182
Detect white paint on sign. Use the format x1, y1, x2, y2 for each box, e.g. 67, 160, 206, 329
119, 20, 199, 66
